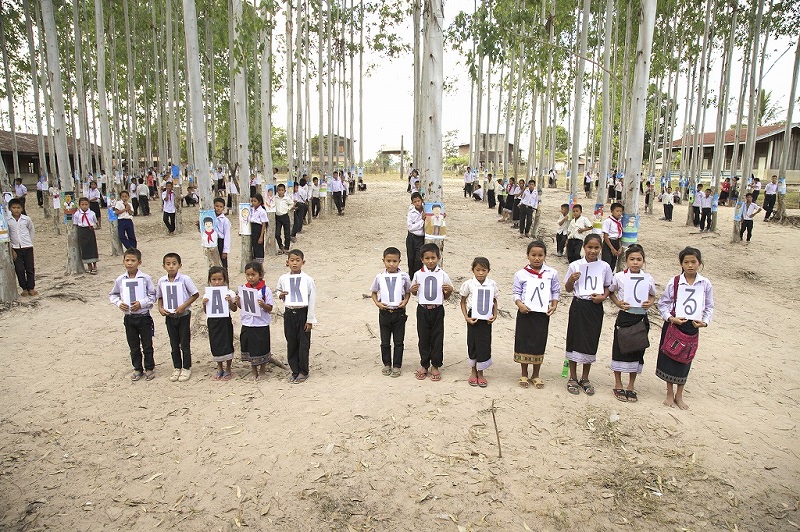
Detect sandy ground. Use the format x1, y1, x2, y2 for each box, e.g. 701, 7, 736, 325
1, 175, 799, 531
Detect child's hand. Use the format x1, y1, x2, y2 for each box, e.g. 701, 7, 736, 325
516, 300, 530, 314
234, 295, 241, 306
546, 301, 558, 316
304, 322, 313, 332
375, 301, 388, 310
398, 299, 408, 309
225, 295, 234, 303
410, 282, 419, 295
221, 253, 227, 260
642, 300, 653, 309
670, 316, 688, 325
487, 314, 497, 324
569, 271, 581, 283
158, 307, 171, 317
257, 237, 264, 244
617, 301, 630, 310
692, 320, 707, 328
11, 249, 16, 261
590, 293, 605, 304
465, 315, 478, 325
442, 284, 453, 298
118, 302, 130, 312
130, 301, 142, 312
279, 291, 287, 300
202, 297, 209, 305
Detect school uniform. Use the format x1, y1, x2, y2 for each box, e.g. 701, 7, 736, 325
609, 270, 656, 374
130, 182, 139, 215
614, 180, 623, 201
601, 216, 623, 270
14, 183, 28, 214
518, 188, 539, 235
752, 181, 761, 202
739, 201, 760, 241
486, 177, 496, 208
412, 265, 452, 370
137, 183, 150, 215
216, 213, 231, 269
109, 270, 157, 373
276, 271, 317, 378
655, 273, 714, 385
207, 288, 236, 362
36, 179, 47, 207
370, 269, 412, 368
459, 277, 499, 371
691, 189, 702, 227
342, 178, 349, 207
114, 200, 136, 250
660, 191, 674, 221
512, 264, 560, 364
496, 182, 506, 215
511, 186, 522, 222
6, 213, 36, 291
161, 189, 177, 233
563, 259, 613, 365
87, 187, 103, 221
463, 171, 473, 197
72, 208, 99, 265
406, 205, 425, 274
156, 272, 199, 370
330, 178, 344, 214
250, 205, 268, 260
274, 195, 293, 251
699, 194, 713, 231
291, 188, 308, 237
566, 215, 592, 263
310, 184, 321, 218
763, 181, 778, 220
556, 213, 569, 255
240, 280, 275, 366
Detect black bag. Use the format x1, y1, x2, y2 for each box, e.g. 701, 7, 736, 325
616, 319, 650, 354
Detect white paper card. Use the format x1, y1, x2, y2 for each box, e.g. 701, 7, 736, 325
417, 272, 443, 305
379, 274, 404, 308
161, 282, 186, 312
205, 287, 230, 318
238, 287, 261, 317
622, 274, 649, 307
676, 284, 704, 321
121, 278, 145, 308
470, 285, 495, 320
574, 262, 605, 298
285, 275, 308, 306
522, 276, 549, 313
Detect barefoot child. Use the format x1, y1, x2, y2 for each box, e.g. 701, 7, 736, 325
563, 234, 613, 396
109, 248, 157, 381
202, 266, 238, 380
276, 249, 317, 383
608, 244, 656, 402
73, 197, 100, 274
512, 240, 560, 389
656, 247, 714, 410
459, 257, 498, 388
156, 253, 200, 382
370, 247, 411, 377
410, 243, 453, 382
235, 261, 275, 381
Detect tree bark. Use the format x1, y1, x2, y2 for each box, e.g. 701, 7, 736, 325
233, 0, 253, 269
421, 0, 444, 206
775, 34, 800, 222
0, 13, 20, 184
261, 0, 276, 249
569, 0, 590, 199
22, 0, 47, 190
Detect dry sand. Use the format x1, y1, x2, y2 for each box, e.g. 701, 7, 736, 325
1, 176, 798, 531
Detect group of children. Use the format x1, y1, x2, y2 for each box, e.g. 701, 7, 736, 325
109, 247, 317, 384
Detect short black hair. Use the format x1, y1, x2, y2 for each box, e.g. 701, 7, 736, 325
625, 243, 645, 260
471, 256, 490, 270
561, 203, 570, 209
277, 183, 286, 190
527, 240, 547, 255
584, 233, 602, 246
745, 192, 753, 198
420, 243, 440, 258
208, 266, 228, 283
214, 197, 225, 206
251, 193, 264, 204
124, 248, 142, 260
383, 247, 402, 258
202, 217, 214, 226
410, 192, 423, 201
8, 198, 22, 208
287, 248, 304, 260
244, 262, 264, 276
163, 252, 182, 264
572, 203, 583, 212
611, 202, 623, 211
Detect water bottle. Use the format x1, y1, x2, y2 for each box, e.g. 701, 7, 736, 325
561, 358, 569, 378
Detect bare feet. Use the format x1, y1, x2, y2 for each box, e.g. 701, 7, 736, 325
674, 397, 689, 410
663, 397, 675, 408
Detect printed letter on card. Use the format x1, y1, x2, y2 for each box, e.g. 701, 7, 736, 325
622, 274, 647, 307
205, 287, 229, 318
162, 282, 185, 313
286, 275, 309, 306
523, 278, 549, 313
122, 278, 145, 310
576, 262, 604, 297
418, 272, 443, 305
471, 286, 494, 320
676, 284, 704, 321
379, 274, 403, 307
239, 287, 260, 317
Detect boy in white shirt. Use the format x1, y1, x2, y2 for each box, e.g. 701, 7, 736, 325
161, 181, 177, 235
699, 188, 713, 232
156, 253, 200, 382
601, 202, 624, 270
739, 193, 762, 242
660, 186, 674, 221
276, 249, 317, 383
556, 203, 570, 257
6, 198, 37, 296
566, 204, 593, 263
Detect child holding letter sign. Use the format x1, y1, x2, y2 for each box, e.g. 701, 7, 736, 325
655, 247, 714, 410
563, 234, 613, 396
459, 257, 498, 388
235, 262, 276, 381
512, 241, 560, 389
410, 243, 453, 382
608, 244, 656, 402
276, 249, 317, 384
202, 266, 238, 380
108, 248, 157, 381
156, 253, 200, 382
370, 247, 412, 377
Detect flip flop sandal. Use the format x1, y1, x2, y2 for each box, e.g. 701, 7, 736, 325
530, 377, 544, 389
391, 368, 402, 378
213, 370, 224, 381
381, 366, 392, 376
518, 376, 530, 388
144, 370, 155, 381
567, 379, 581, 395
131, 371, 143, 382
613, 388, 628, 402
625, 390, 638, 402
222, 371, 232, 381
477, 378, 488, 388
415, 369, 428, 380
469, 377, 479, 387
578, 379, 595, 396
429, 372, 441, 382
293, 374, 308, 384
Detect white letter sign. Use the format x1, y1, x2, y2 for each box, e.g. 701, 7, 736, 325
285, 275, 309, 306
676, 284, 704, 321
122, 278, 145, 308
417, 272, 443, 305
238, 287, 261, 317
379, 274, 404, 308
522, 277, 549, 313
161, 282, 186, 313
205, 287, 229, 318
470, 285, 494, 320
622, 274, 648, 307
575, 262, 605, 298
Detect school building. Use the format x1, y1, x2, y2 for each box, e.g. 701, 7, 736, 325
670, 123, 800, 182
309, 134, 356, 168
458, 133, 520, 169
0, 130, 99, 186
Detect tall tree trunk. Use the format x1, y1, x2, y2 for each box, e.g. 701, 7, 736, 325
233, 0, 252, 269
167, 0, 180, 169
36, 0, 58, 206
124, 0, 136, 174
286, 0, 295, 182
473, 51, 484, 174
0, 14, 20, 184
421, 0, 444, 206
569, 0, 590, 199
228, 0, 236, 164
511, 36, 525, 181
0, 153, 16, 301
729, 36, 752, 188
596, 0, 613, 206
71, 0, 90, 180
359, 0, 364, 168
95, 0, 113, 180
616, 2, 633, 172
294, 0, 304, 178
317, 0, 325, 174
22, 0, 47, 191
775, 35, 800, 222
412, 0, 422, 170
261, 0, 276, 249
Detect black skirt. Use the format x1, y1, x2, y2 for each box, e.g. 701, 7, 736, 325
208, 316, 234, 359
250, 222, 264, 259
512, 198, 521, 221
565, 297, 604, 355
77, 225, 99, 263
241, 325, 271, 365
89, 201, 102, 221
656, 319, 697, 385
466, 311, 492, 363
514, 310, 550, 355
611, 311, 649, 363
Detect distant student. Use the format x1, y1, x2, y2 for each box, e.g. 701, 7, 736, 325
36, 176, 47, 207
274, 184, 293, 253
566, 203, 593, 263
495, 178, 506, 216
249, 193, 268, 262
161, 181, 177, 235
410, 243, 453, 382
555, 203, 570, 257
291, 179, 308, 238
459, 257, 498, 388
14, 178, 28, 214
691, 183, 702, 227
751, 177, 761, 202
614, 176, 623, 201
762, 175, 778, 221
73, 197, 100, 274
406, 192, 425, 273
213, 197, 231, 270
311, 176, 321, 218
601, 202, 624, 270
660, 186, 674, 221
698, 188, 713, 232
644, 182, 655, 214
202, 266, 238, 380
156, 253, 200, 382
656, 247, 714, 410
518, 180, 539, 238
87, 181, 103, 227
137, 178, 150, 216
512, 241, 559, 389
277, 249, 317, 383
563, 234, 613, 396
738, 193, 762, 242
357, 177, 367, 191
370, 247, 411, 377
472, 182, 484, 201
6, 198, 37, 296
114, 190, 137, 250
235, 261, 275, 381
331, 171, 344, 215
608, 244, 656, 402
109, 248, 157, 381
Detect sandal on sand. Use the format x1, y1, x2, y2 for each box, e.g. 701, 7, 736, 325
222, 371, 232, 381
131, 371, 143, 382
293, 373, 308, 384
477, 377, 488, 388
144, 370, 155, 381
626, 390, 638, 402
567, 379, 580, 395
518, 376, 530, 388
391, 368, 401, 378
578, 379, 595, 396
530, 377, 544, 389
429, 370, 441, 382
381, 366, 392, 376
613, 388, 628, 402
415, 368, 428, 380
469, 377, 479, 387
213, 370, 224, 381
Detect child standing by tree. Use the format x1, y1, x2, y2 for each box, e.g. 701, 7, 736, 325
601, 203, 624, 270
512, 241, 560, 389
202, 266, 238, 381
235, 261, 275, 381
114, 190, 137, 250
213, 198, 231, 270
109, 248, 157, 381
656, 247, 714, 410
370, 247, 411, 377
459, 257, 498, 388
608, 244, 656, 402
410, 243, 453, 382
249, 193, 268, 263
73, 197, 100, 274
555, 203, 570, 257
277, 249, 318, 383
156, 253, 200, 382
563, 234, 613, 396
566, 204, 593, 263
6, 198, 37, 296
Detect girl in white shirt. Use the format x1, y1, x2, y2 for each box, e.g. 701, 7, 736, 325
74, 197, 100, 274
203, 266, 238, 380
459, 257, 499, 388
234, 262, 275, 381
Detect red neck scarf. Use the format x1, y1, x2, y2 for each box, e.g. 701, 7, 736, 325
246, 279, 266, 290
524, 265, 544, 278
81, 211, 89, 225
611, 216, 622, 236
